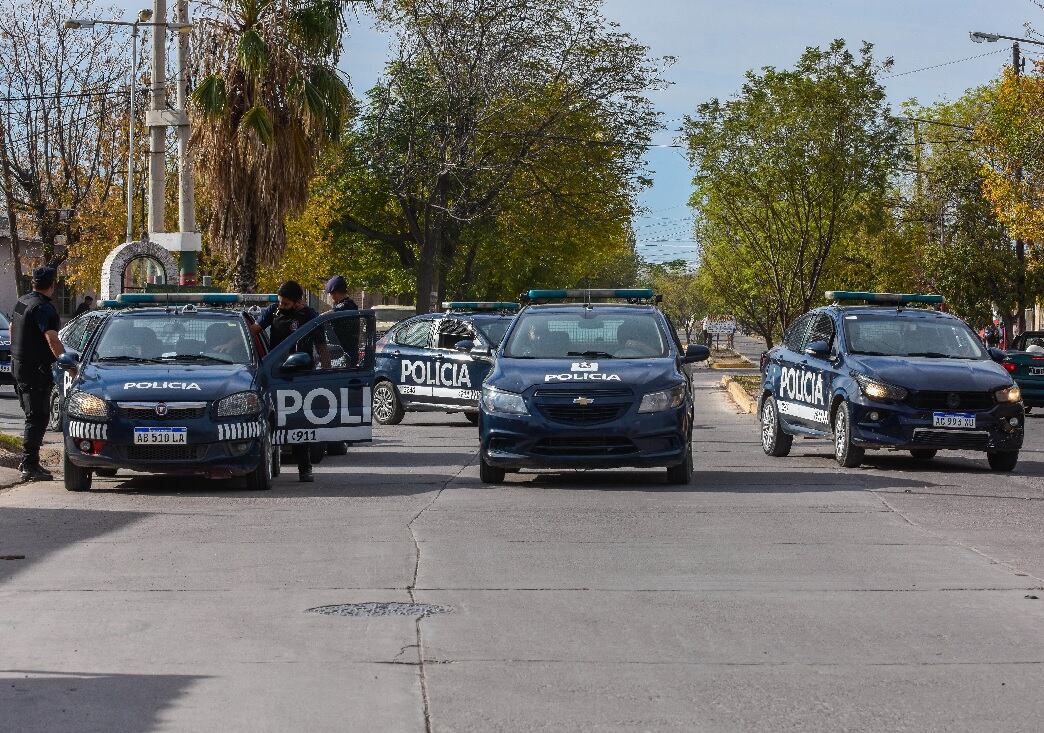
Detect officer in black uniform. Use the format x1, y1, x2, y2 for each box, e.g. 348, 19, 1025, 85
324, 275, 359, 365
11, 267, 66, 481
249, 281, 329, 482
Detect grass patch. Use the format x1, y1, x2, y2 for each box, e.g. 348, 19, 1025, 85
730, 375, 762, 398
0, 433, 23, 453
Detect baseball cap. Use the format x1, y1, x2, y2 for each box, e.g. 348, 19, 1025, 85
32, 266, 57, 289
324, 275, 347, 294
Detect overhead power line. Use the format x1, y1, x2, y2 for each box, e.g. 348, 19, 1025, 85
889, 47, 1008, 77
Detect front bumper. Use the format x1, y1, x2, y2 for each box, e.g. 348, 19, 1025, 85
847, 397, 1023, 452
480, 407, 690, 470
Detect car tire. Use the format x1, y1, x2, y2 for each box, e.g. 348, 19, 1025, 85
95, 468, 118, 478
326, 441, 348, 456
48, 387, 60, 432
987, 450, 1019, 472
309, 443, 325, 464
463, 411, 479, 425
666, 435, 694, 485
245, 431, 273, 491
64, 451, 92, 492
909, 449, 937, 461
833, 403, 864, 468
760, 396, 793, 457
479, 454, 505, 484
372, 381, 405, 425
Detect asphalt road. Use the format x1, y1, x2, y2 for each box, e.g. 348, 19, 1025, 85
2, 366, 1044, 731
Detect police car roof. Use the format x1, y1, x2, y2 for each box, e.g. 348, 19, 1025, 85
826, 304, 955, 318
523, 302, 658, 313
109, 307, 247, 318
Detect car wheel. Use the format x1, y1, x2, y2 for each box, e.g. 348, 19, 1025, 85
245, 430, 273, 491
666, 434, 694, 484
833, 403, 864, 468
479, 454, 505, 484
987, 450, 1019, 472
463, 411, 479, 425
372, 381, 405, 425
63, 451, 92, 492
760, 396, 793, 457
326, 441, 348, 456
95, 468, 118, 478
48, 387, 60, 432
909, 449, 937, 461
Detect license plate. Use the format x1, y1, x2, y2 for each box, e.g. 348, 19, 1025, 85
1029, 367, 1044, 376
932, 412, 975, 429
0, 363, 9, 373
133, 427, 187, 445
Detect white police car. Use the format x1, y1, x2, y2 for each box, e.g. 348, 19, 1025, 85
54, 292, 376, 491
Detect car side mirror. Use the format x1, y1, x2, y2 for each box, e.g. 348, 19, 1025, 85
683, 344, 710, 363
804, 340, 830, 358
989, 347, 1007, 363
280, 351, 314, 372
454, 339, 475, 353
57, 351, 80, 370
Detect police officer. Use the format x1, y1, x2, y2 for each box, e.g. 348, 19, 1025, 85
248, 281, 329, 482
11, 267, 66, 481
324, 275, 359, 362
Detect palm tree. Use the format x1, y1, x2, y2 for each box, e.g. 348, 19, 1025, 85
190, 0, 351, 291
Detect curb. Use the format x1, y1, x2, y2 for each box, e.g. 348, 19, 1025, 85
720, 376, 758, 415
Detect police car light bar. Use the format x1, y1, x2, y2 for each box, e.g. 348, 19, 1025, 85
825, 291, 945, 305
524, 288, 659, 301
442, 301, 520, 312
114, 293, 279, 305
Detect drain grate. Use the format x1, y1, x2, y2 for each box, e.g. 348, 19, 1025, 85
306, 602, 452, 618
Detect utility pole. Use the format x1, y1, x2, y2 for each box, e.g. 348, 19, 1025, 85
174, 0, 198, 285
1014, 41, 1026, 336
147, 0, 167, 238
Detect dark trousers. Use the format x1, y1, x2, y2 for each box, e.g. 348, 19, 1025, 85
293, 444, 312, 475
15, 381, 51, 466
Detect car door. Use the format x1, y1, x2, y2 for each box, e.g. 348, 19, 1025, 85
430, 317, 483, 410
791, 311, 835, 432
387, 316, 439, 407
773, 313, 817, 430
264, 310, 377, 446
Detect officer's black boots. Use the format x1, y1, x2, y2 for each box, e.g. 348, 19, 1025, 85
19, 458, 53, 482
299, 469, 314, 483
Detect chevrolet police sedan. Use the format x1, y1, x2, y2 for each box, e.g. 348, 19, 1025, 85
759, 292, 1024, 471
478, 289, 710, 484
54, 293, 376, 491
372, 302, 518, 425
0, 311, 12, 383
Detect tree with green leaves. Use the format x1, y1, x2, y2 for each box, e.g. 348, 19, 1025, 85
685, 40, 903, 346
190, 0, 352, 291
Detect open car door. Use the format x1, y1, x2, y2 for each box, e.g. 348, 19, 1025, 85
263, 309, 376, 445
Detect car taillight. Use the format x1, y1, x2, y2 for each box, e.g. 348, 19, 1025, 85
1003, 362, 1017, 373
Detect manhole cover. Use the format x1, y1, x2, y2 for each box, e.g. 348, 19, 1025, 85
306, 602, 452, 618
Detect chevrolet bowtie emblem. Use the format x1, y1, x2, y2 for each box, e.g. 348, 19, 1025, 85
573, 396, 595, 406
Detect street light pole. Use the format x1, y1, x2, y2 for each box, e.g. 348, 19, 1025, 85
126, 22, 139, 242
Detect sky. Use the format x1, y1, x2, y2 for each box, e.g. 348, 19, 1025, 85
118, 0, 1040, 265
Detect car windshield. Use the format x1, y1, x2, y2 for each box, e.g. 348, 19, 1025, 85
92, 315, 252, 364
844, 315, 986, 360
474, 317, 512, 348
504, 311, 669, 359
1013, 332, 1044, 352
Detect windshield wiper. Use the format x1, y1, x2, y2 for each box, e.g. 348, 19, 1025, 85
906, 352, 970, 359
850, 350, 890, 356
568, 350, 615, 359
96, 355, 162, 364
161, 353, 236, 364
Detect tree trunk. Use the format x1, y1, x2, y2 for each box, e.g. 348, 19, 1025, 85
0, 118, 24, 295
233, 224, 258, 293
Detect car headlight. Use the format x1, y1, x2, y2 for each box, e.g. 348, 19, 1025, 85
67, 390, 110, 420
639, 383, 687, 413
481, 385, 529, 415
995, 384, 1022, 403
852, 372, 908, 401
215, 391, 261, 417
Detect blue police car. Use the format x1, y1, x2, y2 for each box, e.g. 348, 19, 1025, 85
477, 289, 710, 484
0, 311, 11, 384
54, 293, 376, 491
372, 302, 518, 425
759, 292, 1024, 471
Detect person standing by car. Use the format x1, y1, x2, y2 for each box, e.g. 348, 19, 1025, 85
72, 295, 93, 318
10, 267, 67, 481
248, 280, 330, 482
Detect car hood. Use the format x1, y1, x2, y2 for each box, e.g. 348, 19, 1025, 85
489, 357, 681, 394
848, 355, 1012, 392
78, 363, 257, 402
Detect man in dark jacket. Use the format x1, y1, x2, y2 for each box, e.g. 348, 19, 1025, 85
11, 267, 67, 481
72, 295, 93, 317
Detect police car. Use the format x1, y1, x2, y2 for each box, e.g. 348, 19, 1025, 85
0, 311, 11, 383
759, 292, 1024, 471
372, 302, 518, 425
477, 289, 710, 484
53, 292, 376, 491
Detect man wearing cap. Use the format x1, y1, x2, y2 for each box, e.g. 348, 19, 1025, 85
10, 267, 67, 481
324, 275, 360, 364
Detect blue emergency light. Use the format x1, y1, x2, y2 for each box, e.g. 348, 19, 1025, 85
442, 301, 520, 312
112, 292, 279, 305
525, 288, 658, 301
826, 291, 945, 305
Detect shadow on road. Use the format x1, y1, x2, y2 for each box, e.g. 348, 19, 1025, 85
0, 670, 205, 733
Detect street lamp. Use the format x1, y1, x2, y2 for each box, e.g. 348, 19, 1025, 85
64, 11, 191, 243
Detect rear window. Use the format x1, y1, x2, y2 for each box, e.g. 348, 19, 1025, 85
93, 315, 252, 364
504, 311, 668, 359
473, 317, 512, 348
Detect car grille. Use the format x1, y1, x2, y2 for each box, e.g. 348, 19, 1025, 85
530, 436, 637, 457
907, 391, 994, 411
118, 404, 207, 420
539, 404, 624, 424
532, 388, 633, 426
125, 445, 204, 461
911, 429, 991, 450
